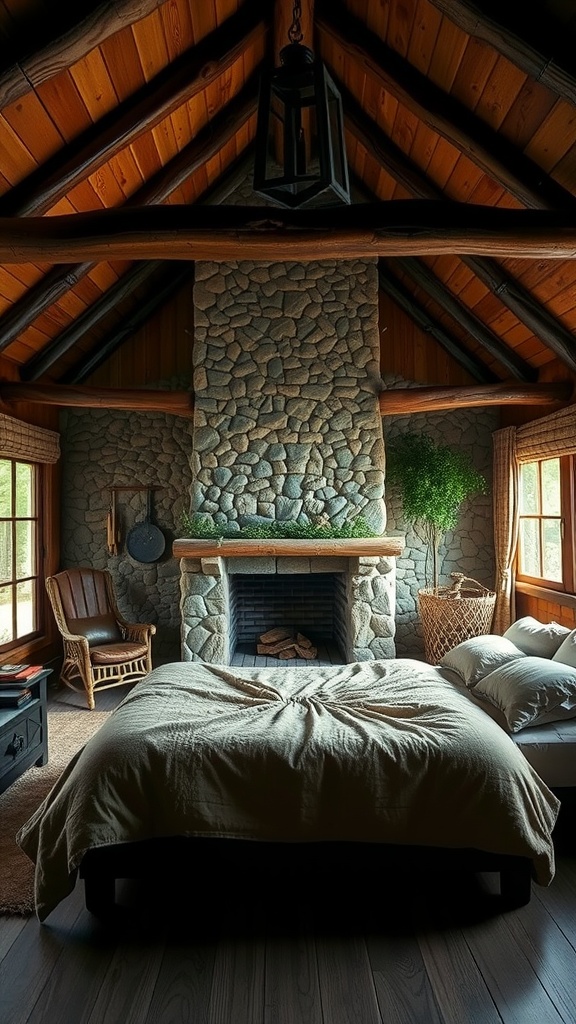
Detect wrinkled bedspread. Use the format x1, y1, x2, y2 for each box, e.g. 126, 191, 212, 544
17, 659, 561, 920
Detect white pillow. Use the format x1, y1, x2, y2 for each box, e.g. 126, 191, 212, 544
439, 634, 527, 687
471, 656, 576, 732
552, 629, 576, 669
503, 616, 570, 658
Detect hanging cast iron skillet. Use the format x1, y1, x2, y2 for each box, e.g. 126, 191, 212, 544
126, 489, 166, 563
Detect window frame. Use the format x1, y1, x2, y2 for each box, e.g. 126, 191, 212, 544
516, 454, 576, 594
0, 457, 44, 652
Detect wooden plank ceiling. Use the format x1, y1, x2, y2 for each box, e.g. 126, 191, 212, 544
0, 0, 575, 412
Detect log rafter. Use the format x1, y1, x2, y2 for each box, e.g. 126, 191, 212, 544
0, 1, 267, 218
426, 0, 576, 107
316, 0, 576, 213
343, 88, 576, 373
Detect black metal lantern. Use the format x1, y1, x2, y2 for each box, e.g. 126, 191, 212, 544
253, 6, 350, 209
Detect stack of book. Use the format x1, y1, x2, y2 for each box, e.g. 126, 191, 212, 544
0, 664, 43, 707
0, 686, 32, 708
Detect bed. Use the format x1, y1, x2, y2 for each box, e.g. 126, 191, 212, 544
16, 641, 566, 923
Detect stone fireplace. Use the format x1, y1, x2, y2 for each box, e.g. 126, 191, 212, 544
176, 257, 403, 664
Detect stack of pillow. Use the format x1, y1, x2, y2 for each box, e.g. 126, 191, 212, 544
439, 616, 576, 732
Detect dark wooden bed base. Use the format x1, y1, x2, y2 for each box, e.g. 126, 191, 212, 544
79, 837, 533, 917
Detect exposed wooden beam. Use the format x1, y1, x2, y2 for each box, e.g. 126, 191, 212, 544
343, 92, 576, 374
379, 383, 573, 416
2, 202, 576, 262
2, 379, 568, 419
385, 257, 536, 382
316, 0, 576, 211
377, 267, 498, 383
20, 261, 171, 381
59, 264, 195, 385
0, 0, 166, 108
0, 82, 258, 353
458, 257, 576, 374
0, 383, 194, 417
426, 0, 576, 107
0, 2, 267, 217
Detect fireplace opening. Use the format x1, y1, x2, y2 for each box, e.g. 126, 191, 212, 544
229, 572, 347, 663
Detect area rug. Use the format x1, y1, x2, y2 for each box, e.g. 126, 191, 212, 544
0, 705, 110, 916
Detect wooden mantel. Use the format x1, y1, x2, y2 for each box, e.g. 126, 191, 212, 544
172, 537, 405, 558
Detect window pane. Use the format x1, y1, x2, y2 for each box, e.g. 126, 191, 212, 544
0, 584, 13, 644
15, 462, 33, 517
0, 522, 12, 584
520, 463, 539, 513
16, 579, 35, 636
541, 459, 561, 515
15, 519, 34, 578
542, 519, 563, 581
519, 518, 540, 576
0, 460, 10, 516
0, 458, 39, 649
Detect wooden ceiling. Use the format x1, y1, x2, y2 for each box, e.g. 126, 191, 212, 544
0, 0, 576, 412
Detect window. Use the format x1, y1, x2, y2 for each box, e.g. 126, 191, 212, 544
0, 458, 41, 649
517, 456, 575, 592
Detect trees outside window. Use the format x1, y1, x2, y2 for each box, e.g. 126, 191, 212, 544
517, 456, 575, 593
0, 458, 41, 648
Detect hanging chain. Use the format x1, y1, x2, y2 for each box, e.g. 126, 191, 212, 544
288, 0, 303, 44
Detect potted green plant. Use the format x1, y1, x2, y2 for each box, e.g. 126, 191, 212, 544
386, 431, 494, 662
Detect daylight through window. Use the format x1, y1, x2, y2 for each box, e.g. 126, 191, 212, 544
0, 458, 40, 648
517, 456, 575, 592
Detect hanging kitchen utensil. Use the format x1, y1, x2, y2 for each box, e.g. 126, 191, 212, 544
126, 489, 165, 563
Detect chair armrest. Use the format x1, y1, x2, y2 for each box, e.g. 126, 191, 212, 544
121, 622, 156, 643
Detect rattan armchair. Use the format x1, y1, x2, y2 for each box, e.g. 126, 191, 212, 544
46, 567, 156, 710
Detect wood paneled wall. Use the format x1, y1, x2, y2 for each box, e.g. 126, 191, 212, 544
86, 276, 195, 388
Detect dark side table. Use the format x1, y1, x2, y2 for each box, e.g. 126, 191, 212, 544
0, 669, 50, 794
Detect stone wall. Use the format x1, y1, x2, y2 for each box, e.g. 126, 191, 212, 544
59, 399, 193, 663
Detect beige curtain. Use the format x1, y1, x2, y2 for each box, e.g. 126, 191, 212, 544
0, 413, 60, 463
492, 403, 576, 632
492, 426, 518, 634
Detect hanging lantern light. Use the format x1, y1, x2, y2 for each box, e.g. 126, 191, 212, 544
253, 0, 351, 209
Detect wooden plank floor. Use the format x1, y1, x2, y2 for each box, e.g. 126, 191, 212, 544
1, 683, 575, 1024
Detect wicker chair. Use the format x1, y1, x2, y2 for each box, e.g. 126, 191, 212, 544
46, 567, 156, 710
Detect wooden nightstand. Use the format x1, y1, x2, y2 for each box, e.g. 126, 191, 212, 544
0, 670, 50, 794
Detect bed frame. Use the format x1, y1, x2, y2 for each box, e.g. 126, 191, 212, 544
79, 837, 533, 917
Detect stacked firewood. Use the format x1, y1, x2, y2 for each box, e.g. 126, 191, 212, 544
257, 627, 317, 660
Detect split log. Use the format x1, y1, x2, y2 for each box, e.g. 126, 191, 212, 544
258, 628, 318, 660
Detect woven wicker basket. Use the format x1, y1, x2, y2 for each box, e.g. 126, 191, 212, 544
418, 573, 496, 664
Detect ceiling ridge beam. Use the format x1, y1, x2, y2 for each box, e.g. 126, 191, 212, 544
343, 86, 576, 374
426, 0, 576, 107
377, 265, 497, 383
385, 256, 536, 381
0, 0, 267, 217
316, 0, 576, 211
0, 1, 166, 109
0, 81, 258, 353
